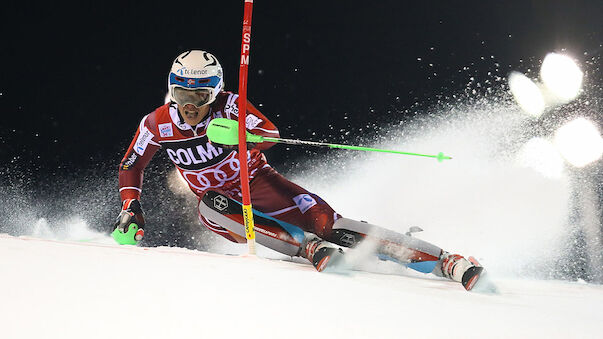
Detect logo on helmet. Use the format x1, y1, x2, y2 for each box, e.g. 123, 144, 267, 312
177, 67, 209, 76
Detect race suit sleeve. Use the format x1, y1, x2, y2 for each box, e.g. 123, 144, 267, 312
225, 95, 280, 151
246, 101, 280, 151
118, 114, 161, 201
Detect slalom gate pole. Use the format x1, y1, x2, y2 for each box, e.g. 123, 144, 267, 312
237, 0, 256, 255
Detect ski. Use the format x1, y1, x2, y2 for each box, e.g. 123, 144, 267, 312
462, 256, 485, 291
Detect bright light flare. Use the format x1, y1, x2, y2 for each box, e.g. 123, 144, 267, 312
554, 118, 603, 167
508, 72, 545, 117
540, 53, 583, 101
517, 137, 565, 179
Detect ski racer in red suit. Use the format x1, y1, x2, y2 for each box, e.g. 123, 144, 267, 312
114, 50, 483, 290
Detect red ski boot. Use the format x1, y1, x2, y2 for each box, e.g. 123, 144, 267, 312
304, 238, 344, 272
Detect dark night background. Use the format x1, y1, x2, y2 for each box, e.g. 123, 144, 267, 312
1, 1, 602, 250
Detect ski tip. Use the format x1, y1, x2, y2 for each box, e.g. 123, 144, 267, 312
462, 266, 484, 291
318, 249, 351, 276
468, 256, 481, 266
462, 263, 500, 294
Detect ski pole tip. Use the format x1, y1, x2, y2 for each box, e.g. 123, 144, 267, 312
436, 152, 452, 162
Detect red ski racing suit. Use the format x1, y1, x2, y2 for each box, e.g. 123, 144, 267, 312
119, 91, 339, 243
118, 91, 459, 281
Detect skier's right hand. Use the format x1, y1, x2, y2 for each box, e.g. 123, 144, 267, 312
113, 199, 145, 243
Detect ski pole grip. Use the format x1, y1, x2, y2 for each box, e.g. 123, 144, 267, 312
207, 118, 265, 145
111, 223, 141, 245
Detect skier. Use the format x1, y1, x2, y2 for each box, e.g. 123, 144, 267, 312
114, 50, 483, 290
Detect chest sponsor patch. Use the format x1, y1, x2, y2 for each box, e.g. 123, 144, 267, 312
293, 194, 317, 214
159, 123, 174, 138
134, 126, 154, 155
163, 136, 227, 170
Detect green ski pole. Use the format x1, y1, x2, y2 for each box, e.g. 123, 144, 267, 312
207, 118, 452, 162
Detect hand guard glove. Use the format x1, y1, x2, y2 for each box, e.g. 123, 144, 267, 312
112, 199, 145, 245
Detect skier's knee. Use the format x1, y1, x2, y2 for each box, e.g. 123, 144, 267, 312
310, 210, 337, 239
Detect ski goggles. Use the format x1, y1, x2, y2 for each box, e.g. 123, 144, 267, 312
172, 87, 212, 107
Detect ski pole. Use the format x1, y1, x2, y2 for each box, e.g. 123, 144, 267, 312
207, 118, 453, 162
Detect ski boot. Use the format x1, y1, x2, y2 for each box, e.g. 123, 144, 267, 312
304, 237, 344, 272
440, 253, 483, 291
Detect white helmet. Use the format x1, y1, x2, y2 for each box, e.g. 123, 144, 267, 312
167, 50, 224, 107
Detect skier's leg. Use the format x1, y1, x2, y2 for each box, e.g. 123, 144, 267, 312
328, 218, 442, 272
243, 167, 479, 286
247, 167, 339, 239
326, 218, 483, 290
246, 167, 482, 286
246, 168, 456, 276
197, 209, 246, 243
197, 165, 345, 269
199, 167, 481, 288
198, 190, 343, 270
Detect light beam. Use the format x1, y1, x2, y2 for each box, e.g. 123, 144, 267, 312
540, 53, 583, 101
554, 118, 603, 167
508, 71, 545, 117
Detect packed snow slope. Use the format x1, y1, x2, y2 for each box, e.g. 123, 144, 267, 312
1, 233, 602, 339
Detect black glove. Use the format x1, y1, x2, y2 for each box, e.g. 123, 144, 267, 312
113, 199, 145, 243
211, 141, 256, 150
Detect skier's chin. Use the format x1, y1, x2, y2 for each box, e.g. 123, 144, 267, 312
183, 111, 202, 125
178, 104, 207, 125
184, 111, 199, 119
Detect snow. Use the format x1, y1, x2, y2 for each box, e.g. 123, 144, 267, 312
2, 99, 601, 338
1, 233, 602, 339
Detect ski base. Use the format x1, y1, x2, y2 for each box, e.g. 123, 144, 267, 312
461, 265, 484, 291
461, 256, 498, 293
313, 247, 345, 273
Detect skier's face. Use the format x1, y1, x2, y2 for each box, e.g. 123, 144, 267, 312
178, 103, 210, 126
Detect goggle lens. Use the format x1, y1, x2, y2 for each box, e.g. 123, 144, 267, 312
173, 87, 212, 107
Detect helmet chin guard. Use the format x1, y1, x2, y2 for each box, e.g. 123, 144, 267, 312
168, 50, 224, 107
